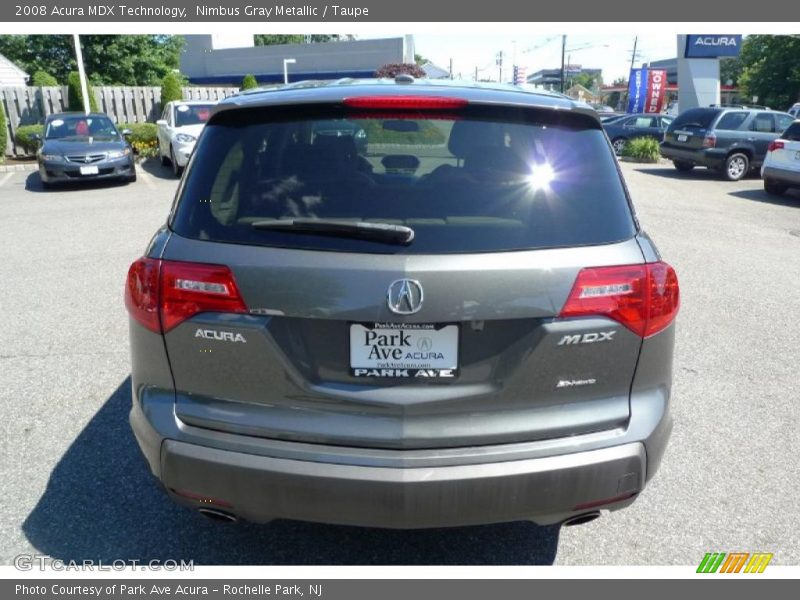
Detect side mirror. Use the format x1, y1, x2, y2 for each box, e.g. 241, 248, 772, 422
156, 119, 167, 127
32, 133, 41, 141
121, 128, 132, 136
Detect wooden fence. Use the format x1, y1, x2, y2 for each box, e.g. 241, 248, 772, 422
1, 85, 239, 156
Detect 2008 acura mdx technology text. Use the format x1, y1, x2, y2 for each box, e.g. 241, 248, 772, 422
125, 79, 679, 528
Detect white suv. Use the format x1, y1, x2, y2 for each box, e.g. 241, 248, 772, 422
788, 103, 800, 118
762, 119, 800, 196
156, 101, 216, 177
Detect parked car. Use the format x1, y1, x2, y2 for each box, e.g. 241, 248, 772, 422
157, 100, 216, 177
660, 107, 796, 180
603, 114, 674, 155
311, 119, 368, 153
125, 80, 679, 529
36, 112, 136, 188
761, 119, 800, 195
788, 103, 800, 118
599, 113, 627, 123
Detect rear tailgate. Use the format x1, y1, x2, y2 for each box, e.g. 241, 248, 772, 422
161, 96, 648, 450
663, 107, 721, 149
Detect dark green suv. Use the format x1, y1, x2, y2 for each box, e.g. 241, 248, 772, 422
661, 107, 795, 180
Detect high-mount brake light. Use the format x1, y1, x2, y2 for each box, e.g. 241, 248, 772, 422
124, 259, 248, 333
559, 262, 680, 338
343, 96, 469, 110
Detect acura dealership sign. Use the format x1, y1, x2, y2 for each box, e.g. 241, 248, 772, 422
684, 35, 743, 58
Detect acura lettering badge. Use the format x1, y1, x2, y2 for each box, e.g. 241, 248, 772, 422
387, 279, 424, 315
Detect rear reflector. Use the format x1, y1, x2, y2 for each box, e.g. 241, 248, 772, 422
124, 258, 248, 334
343, 95, 469, 110
768, 140, 785, 152
559, 262, 680, 338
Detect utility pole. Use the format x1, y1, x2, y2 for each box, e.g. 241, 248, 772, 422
474, 65, 478, 81
73, 34, 91, 115
496, 51, 504, 83
449, 58, 453, 80
560, 35, 566, 93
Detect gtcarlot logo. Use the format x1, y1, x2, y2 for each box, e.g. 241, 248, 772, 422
13, 554, 194, 571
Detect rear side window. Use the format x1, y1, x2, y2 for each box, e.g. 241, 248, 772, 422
715, 112, 748, 131
775, 114, 795, 133
782, 122, 800, 141
671, 108, 720, 130
751, 113, 775, 133
171, 104, 636, 254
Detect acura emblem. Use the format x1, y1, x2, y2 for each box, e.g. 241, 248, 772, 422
84, 155, 92, 163
387, 279, 423, 315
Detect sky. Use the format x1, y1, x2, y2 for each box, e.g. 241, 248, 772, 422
365, 33, 680, 84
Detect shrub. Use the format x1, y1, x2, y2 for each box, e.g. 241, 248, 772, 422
31, 70, 59, 86
67, 71, 99, 112
14, 124, 44, 156
160, 72, 185, 106
118, 122, 158, 158
241, 74, 258, 90
374, 63, 426, 79
621, 136, 660, 162
0, 104, 7, 162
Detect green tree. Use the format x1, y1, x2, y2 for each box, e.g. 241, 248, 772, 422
240, 74, 258, 90
67, 71, 99, 112
31, 70, 59, 86
719, 57, 743, 87
375, 63, 426, 79
0, 35, 183, 85
738, 35, 800, 109
414, 53, 428, 66
572, 72, 599, 90
160, 71, 185, 105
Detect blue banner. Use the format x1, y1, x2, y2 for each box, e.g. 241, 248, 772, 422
685, 35, 743, 58
626, 68, 646, 114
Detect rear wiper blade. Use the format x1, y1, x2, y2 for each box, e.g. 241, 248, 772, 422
251, 218, 415, 245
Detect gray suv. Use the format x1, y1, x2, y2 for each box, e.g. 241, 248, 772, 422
125, 80, 679, 529
661, 107, 795, 180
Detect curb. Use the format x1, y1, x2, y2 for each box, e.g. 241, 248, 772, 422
0, 162, 37, 173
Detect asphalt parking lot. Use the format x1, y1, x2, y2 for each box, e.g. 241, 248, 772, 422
1, 160, 799, 566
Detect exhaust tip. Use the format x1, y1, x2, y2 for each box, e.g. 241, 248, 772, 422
198, 508, 239, 523
562, 511, 601, 527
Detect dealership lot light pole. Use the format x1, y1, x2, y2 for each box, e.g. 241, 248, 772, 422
283, 58, 296, 84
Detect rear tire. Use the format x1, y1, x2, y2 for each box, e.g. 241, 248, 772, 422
170, 146, 183, 178
161, 150, 169, 167
723, 152, 749, 181
612, 138, 627, 155
673, 160, 694, 172
764, 179, 788, 196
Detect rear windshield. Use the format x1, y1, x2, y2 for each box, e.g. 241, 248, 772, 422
170, 104, 636, 254
671, 108, 721, 130
782, 122, 800, 141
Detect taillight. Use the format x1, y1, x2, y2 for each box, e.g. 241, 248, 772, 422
124, 257, 161, 333
768, 140, 785, 152
343, 95, 468, 110
559, 262, 680, 338
702, 133, 716, 148
125, 258, 248, 333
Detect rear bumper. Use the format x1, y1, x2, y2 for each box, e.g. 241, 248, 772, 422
158, 438, 645, 528
660, 144, 727, 168
130, 384, 670, 528
762, 165, 800, 185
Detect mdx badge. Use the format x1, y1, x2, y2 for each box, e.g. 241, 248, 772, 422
558, 331, 616, 345
387, 279, 424, 315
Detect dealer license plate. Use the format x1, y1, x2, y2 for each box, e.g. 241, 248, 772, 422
349, 322, 458, 378
79, 165, 99, 175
